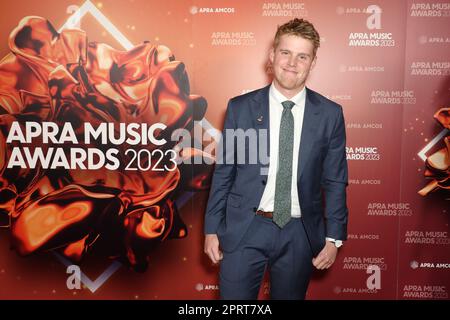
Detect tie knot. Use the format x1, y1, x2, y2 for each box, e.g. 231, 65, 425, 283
282, 100, 295, 110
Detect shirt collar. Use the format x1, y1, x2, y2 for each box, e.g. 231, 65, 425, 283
270, 83, 306, 107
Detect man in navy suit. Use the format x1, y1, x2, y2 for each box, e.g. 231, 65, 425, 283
204, 18, 348, 300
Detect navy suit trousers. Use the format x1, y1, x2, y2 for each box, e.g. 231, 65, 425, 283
219, 214, 313, 300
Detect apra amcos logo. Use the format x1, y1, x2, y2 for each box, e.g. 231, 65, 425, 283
349, 5, 396, 47
190, 6, 235, 14
195, 283, 219, 291
336, 265, 381, 295
366, 5, 382, 29
366, 265, 381, 290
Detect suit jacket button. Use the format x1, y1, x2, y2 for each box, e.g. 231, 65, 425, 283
253, 207, 257, 212
262, 180, 266, 185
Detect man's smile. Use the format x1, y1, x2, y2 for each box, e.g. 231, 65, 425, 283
282, 68, 298, 75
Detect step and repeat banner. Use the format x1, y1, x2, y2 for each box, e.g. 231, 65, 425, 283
0, 0, 448, 300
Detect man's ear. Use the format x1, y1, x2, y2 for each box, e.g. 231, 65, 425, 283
311, 55, 317, 69
269, 47, 275, 64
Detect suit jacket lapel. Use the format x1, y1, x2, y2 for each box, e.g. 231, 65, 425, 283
250, 85, 271, 170
298, 87, 322, 180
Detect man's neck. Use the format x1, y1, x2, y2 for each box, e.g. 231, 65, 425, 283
273, 81, 305, 99
272, 82, 305, 100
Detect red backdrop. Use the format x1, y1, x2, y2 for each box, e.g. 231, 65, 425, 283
0, 0, 448, 300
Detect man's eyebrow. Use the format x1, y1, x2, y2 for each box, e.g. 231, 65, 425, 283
278, 48, 311, 57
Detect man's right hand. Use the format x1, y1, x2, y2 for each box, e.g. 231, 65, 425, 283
204, 234, 223, 264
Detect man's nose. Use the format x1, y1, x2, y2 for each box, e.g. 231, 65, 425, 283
287, 56, 297, 66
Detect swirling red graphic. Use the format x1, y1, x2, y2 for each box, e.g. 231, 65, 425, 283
0, 17, 211, 271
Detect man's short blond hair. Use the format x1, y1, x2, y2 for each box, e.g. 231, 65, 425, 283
274, 18, 320, 56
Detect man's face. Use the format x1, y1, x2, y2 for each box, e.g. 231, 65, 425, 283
269, 34, 316, 97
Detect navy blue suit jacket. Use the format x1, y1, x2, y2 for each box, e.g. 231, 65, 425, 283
204, 85, 348, 257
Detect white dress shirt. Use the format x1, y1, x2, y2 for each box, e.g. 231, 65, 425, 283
257, 83, 306, 217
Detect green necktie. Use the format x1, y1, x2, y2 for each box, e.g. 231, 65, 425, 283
273, 100, 295, 228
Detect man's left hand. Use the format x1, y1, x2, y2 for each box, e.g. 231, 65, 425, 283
312, 240, 338, 270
